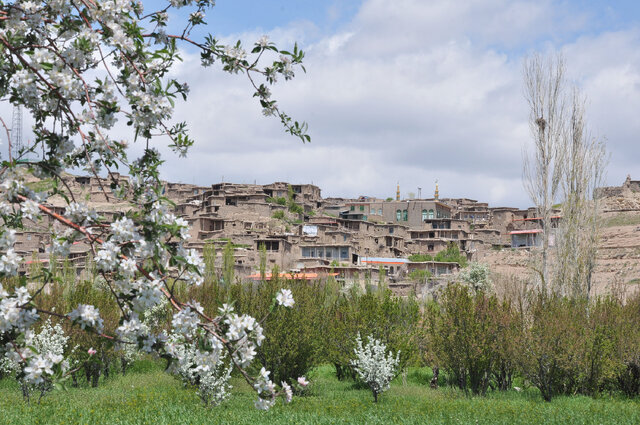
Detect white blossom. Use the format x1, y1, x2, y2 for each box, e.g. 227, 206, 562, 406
171, 307, 199, 335
168, 332, 232, 407
0, 229, 16, 250
68, 304, 104, 332
276, 288, 295, 308
110, 217, 139, 242
20, 199, 40, 220
0, 249, 21, 276
95, 241, 121, 271
351, 334, 399, 402
282, 381, 293, 403
258, 35, 270, 47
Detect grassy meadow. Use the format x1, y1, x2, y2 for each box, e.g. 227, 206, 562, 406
0, 361, 638, 425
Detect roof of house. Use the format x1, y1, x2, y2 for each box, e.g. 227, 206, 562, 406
509, 229, 543, 235
361, 257, 409, 265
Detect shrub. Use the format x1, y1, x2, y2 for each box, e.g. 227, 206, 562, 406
324, 287, 421, 382
518, 294, 586, 401
427, 283, 503, 395
459, 262, 491, 293
433, 243, 468, 267
252, 278, 327, 383
617, 292, 640, 396
351, 333, 399, 402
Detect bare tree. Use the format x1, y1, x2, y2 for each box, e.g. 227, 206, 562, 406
553, 89, 607, 298
523, 53, 608, 297
522, 53, 567, 291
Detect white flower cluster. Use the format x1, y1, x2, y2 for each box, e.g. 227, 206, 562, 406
1, 319, 69, 397
222, 305, 266, 368
0, 286, 38, 334
110, 217, 139, 242
23, 352, 64, 385
0, 247, 21, 276
167, 332, 232, 407
95, 241, 121, 271
64, 203, 98, 226
68, 304, 104, 332
276, 289, 295, 307
351, 333, 400, 402
20, 199, 41, 220
254, 367, 276, 410
23, 319, 69, 385
171, 307, 200, 336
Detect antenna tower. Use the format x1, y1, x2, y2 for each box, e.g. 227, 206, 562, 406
11, 105, 23, 160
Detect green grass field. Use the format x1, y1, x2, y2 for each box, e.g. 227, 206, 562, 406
0, 361, 638, 425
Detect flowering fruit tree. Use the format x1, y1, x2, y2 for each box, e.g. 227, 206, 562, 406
0, 0, 309, 408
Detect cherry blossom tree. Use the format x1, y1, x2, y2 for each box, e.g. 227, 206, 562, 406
0, 0, 309, 408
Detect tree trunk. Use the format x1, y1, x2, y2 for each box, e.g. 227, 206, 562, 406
91, 367, 100, 388
121, 356, 128, 376
430, 366, 439, 389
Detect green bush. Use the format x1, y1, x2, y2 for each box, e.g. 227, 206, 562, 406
515, 294, 625, 401
408, 254, 433, 262
617, 292, 640, 396
426, 283, 515, 395
185, 264, 328, 384
433, 243, 467, 267
323, 286, 422, 381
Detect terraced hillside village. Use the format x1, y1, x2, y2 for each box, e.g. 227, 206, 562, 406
17, 172, 640, 298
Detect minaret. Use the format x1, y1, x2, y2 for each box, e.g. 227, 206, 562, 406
396, 182, 400, 201
434, 179, 439, 200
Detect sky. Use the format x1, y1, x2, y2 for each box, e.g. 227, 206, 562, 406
5, 0, 640, 208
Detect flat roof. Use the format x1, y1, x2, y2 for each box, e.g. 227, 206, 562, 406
509, 229, 543, 235
512, 216, 562, 222
361, 257, 409, 265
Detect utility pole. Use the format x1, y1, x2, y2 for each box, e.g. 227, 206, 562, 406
11, 105, 23, 160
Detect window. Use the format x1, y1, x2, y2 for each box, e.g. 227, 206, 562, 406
389, 227, 394, 234
396, 210, 402, 221
403, 210, 408, 221
360, 205, 365, 211
264, 241, 279, 251
378, 208, 383, 216
422, 209, 428, 221
340, 248, 349, 259
428, 209, 434, 219
428, 244, 434, 251
350, 206, 355, 211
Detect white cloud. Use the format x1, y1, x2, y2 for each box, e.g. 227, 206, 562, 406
4, 1, 639, 209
